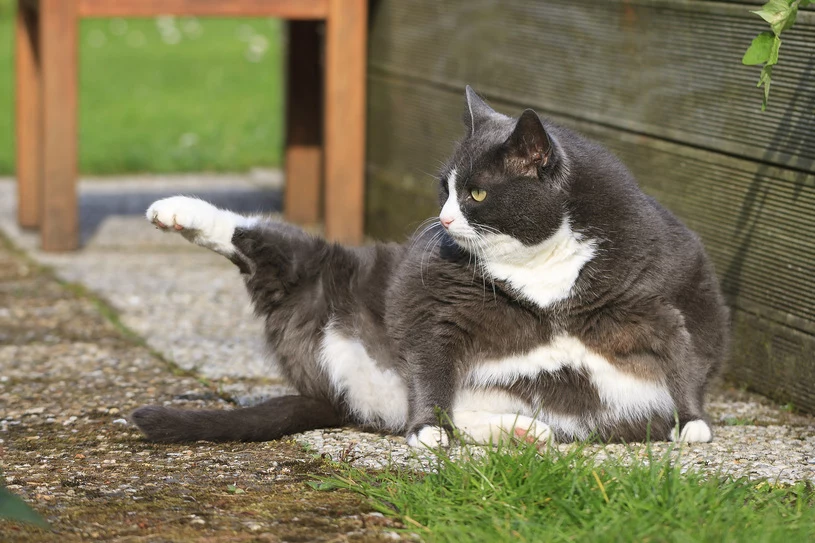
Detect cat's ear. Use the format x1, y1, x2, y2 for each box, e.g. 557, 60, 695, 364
464, 85, 497, 136
504, 109, 552, 176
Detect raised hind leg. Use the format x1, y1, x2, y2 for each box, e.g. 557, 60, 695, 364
145, 196, 326, 279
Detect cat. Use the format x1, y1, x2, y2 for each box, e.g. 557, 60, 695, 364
131, 86, 729, 448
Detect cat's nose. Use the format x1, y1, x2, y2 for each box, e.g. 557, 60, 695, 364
440, 216, 455, 229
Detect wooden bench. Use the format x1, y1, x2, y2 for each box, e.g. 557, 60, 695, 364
15, 0, 367, 250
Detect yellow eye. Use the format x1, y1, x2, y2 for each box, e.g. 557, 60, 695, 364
470, 188, 487, 202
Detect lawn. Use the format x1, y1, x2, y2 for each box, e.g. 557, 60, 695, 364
0, 1, 284, 175
327, 443, 815, 542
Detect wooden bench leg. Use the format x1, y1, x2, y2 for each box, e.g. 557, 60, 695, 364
284, 21, 322, 227
15, 1, 41, 229
40, 0, 79, 251
323, 0, 367, 245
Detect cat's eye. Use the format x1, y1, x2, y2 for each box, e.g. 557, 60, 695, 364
470, 188, 487, 202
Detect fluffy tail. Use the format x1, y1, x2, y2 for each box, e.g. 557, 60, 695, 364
130, 395, 342, 443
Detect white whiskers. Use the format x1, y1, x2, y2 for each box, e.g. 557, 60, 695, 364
449, 222, 504, 304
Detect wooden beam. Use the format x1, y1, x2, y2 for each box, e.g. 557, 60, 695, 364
284, 21, 323, 226
40, 0, 79, 251
15, 1, 41, 229
78, 0, 328, 19
323, 0, 367, 244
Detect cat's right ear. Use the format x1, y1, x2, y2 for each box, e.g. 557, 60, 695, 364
464, 86, 497, 136
503, 109, 553, 178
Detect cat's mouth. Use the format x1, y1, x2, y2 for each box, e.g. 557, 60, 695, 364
443, 227, 478, 243
439, 218, 477, 240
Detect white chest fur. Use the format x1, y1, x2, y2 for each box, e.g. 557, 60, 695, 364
440, 172, 595, 309
465, 335, 674, 425
318, 324, 408, 431
481, 217, 597, 308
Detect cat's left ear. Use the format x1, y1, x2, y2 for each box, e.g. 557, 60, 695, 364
464, 85, 498, 136
504, 109, 552, 176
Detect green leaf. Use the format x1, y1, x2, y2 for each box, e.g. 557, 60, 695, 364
783, 4, 799, 32
751, 0, 797, 36
226, 485, 245, 495
768, 35, 782, 65
742, 32, 775, 65
0, 487, 50, 529
757, 64, 773, 111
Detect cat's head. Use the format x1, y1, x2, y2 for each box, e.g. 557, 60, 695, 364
438, 87, 571, 251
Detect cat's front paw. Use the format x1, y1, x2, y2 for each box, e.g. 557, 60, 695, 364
671, 419, 712, 443
406, 425, 450, 449
146, 196, 217, 234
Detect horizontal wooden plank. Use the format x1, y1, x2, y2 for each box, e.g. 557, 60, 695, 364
366, 75, 815, 410
366, 165, 439, 241
730, 308, 815, 413
78, 0, 328, 19
368, 0, 815, 172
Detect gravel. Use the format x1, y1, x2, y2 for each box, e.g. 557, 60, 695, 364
2, 175, 814, 488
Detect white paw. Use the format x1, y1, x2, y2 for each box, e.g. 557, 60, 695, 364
145, 196, 257, 255
505, 416, 552, 446
455, 412, 552, 447
671, 420, 712, 443
407, 426, 450, 449
146, 196, 217, 234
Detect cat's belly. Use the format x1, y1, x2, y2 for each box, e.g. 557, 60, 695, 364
318, 325, 408, 431
318, 327, 674, 440
463, 335, 676, 440
315, 327, 540, 433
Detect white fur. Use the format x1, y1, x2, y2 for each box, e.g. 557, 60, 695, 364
465, 335, 675, 440
453, 388, 533, 415
409, 389, 553, 448
146, 196, 258, 256
318, 324, 408, 430
671, 419, 712, 443
406, 390, 546, 450
407, 426, 449, 449
480, 217, 597, 308
453, 411, 552, 446
439, 169, 467, 229
453, 389, 542, 443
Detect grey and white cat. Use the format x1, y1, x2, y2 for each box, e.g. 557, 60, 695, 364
131, 87, 729, 448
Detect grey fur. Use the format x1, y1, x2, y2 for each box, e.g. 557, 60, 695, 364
132, 87, 729, 444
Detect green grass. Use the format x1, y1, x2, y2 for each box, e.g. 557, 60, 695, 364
325, 443, 815, 542
0, 1, 284, 175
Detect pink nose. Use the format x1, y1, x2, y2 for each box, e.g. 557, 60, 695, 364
440, 216, 454, 229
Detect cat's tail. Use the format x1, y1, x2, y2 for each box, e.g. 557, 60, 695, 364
130, 395, 343, 443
